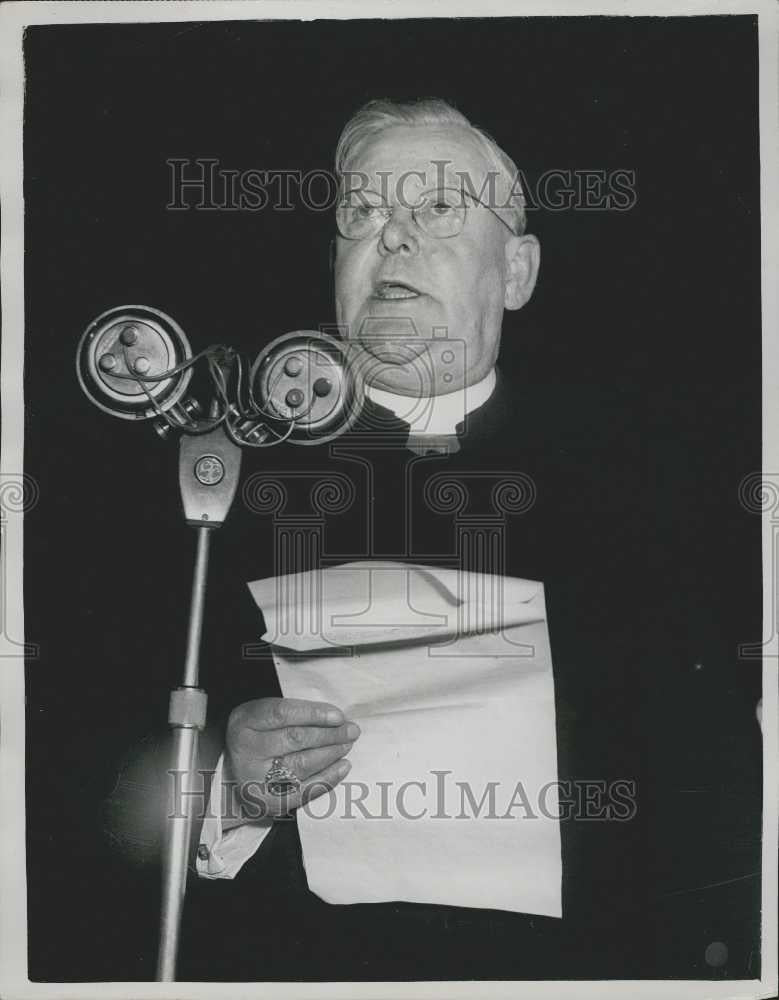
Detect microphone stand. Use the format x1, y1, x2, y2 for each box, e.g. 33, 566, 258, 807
156, 421, 242, 981
75, 309, 358, 978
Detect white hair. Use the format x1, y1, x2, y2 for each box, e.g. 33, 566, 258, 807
334, 98, 526, 235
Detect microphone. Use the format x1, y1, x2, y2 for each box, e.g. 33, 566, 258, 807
250, 329, 363, 445
76, 305, 363, 445
76, 305, 199, 427
76, 304, 364, 980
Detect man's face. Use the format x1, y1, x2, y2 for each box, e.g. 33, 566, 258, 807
334, 124, 537, 396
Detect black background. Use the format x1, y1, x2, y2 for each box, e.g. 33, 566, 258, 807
23, 16, 762, 982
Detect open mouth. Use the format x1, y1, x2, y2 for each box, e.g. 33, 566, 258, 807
372, 281, 422, 301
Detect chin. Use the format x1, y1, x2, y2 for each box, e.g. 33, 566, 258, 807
373, 376, 465, 397
361, 297, 442, 339
368, 363, 465, 397
369, 368, 434, 396
357, 315, 426, 345
350, 347, 432, 396
361, 339, 428, 364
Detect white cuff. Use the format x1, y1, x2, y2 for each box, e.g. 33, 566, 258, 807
195, 752, 274, 879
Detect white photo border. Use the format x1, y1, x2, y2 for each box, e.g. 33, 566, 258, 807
1, 2, 776, 998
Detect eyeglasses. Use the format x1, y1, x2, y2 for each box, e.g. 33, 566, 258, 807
335, 186, 517, 241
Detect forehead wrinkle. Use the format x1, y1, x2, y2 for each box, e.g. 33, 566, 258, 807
343, 125, 496, 200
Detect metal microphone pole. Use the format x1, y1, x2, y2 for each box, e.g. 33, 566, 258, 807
156, 423, 242, 981
156, 525, 210, 981
75, 305, 361, 980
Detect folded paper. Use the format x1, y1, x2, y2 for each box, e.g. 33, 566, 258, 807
248, 560, 544, 652
248, 561, 561, 917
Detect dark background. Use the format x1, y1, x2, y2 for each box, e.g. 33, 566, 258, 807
23, 16, 762, 982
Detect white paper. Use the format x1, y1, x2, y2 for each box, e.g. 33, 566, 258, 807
248, 562, 561, 918
248, 560, 544, 652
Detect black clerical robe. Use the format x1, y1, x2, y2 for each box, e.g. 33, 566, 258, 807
103, 371, 762, 981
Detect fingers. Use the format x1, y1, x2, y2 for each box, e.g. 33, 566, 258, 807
238, 697, 345, 731
227, 698, 359, 762
279, 741, 355, 781
297, 758, 353, 807
236, 750, 354, 820
263, 720, 361, 758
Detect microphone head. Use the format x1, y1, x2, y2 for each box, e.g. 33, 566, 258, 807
251, 331, 363, 445
76, 305, 193, 420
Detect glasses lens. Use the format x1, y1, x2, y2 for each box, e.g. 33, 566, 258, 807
415, 189, 466, 238
336, 190, 389, 240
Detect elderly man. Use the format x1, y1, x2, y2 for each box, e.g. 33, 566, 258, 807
106, 99, 653, 981
219, 99, 541, 832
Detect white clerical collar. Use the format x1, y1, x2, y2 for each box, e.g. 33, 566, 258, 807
366, 368, 497, 436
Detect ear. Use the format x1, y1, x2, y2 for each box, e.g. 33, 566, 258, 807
503, 234, 540, 311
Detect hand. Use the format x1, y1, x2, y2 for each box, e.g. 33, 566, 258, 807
224, 697, 360, 823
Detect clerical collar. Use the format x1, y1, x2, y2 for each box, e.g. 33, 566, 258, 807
365, 369, 497, 437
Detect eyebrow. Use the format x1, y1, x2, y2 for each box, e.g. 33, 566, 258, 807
340, 184, 468, 201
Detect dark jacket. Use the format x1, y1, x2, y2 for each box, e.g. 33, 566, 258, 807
103, 372, 763, 981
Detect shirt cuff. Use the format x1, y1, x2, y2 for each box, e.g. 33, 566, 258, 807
195, 752, 273, 879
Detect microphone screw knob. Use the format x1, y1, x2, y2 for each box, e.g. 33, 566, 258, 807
284, 356, 304, 377
120, 325, 139, 346
133, 356, 151, 375
313, 377, 333, 397
98, 353, 117, 371
285, 388, 305, 408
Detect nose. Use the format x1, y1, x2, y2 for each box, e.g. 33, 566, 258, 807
378, 208, 419, 256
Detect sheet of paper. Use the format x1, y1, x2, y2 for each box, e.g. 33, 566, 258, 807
248, 560, 545, 652
248, 562, 561, 918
